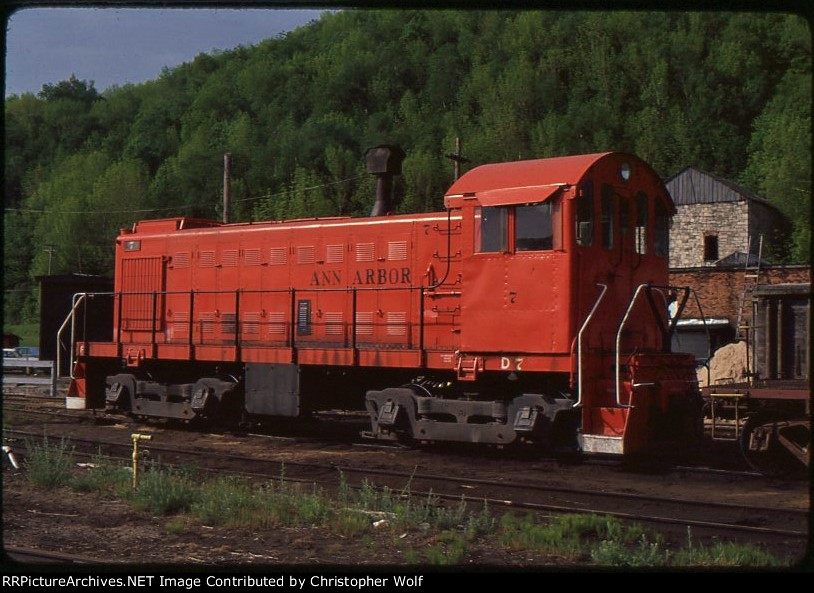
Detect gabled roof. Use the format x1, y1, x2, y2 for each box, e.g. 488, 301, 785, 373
665, 166, 773, 207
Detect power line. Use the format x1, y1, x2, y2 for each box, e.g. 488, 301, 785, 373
4, 203, 209, 215
4, 174, 366, 215
232, 174, 365, 204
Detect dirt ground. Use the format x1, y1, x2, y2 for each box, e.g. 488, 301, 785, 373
2, 408, 810, 570
1, 467, 579, 569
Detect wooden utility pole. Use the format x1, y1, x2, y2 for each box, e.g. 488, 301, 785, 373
223, 153, 232, 223
445, 137, 470, 181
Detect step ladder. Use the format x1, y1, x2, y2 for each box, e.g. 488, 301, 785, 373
735, 234, 763, 342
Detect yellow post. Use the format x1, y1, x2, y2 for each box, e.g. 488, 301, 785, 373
131, 433, 152, 489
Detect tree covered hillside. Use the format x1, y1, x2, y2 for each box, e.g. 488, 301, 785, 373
3, 10, 811, 323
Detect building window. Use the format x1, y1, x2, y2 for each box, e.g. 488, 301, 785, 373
703, 234, 719, 262
654, 197, 670, 257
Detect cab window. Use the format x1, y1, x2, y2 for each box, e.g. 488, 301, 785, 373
619, 195, 631, 246
576, 181, 594, 246
601, 184, 615, 250
515, 203, 553, 251
475, 206, 508, 252
635, 191, 648, 255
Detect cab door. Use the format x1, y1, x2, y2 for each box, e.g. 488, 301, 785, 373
460, 195, 566, 354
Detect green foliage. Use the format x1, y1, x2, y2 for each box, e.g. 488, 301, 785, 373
24, 438, 75, 489
127, 465, 199, 515
4, 10, 810, 316
72, 455, 131, 495
673, 528, 781, 567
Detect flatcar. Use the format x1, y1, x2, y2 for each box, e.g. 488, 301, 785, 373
703, 283, 810, 475
64, 149, 703, 458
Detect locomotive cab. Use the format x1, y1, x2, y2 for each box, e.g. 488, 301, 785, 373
439, 153, 702, 456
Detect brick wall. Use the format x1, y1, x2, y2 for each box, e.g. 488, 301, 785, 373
669, 265, 811, 326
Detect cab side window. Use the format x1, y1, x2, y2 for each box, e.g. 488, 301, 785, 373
475, 206, 508, 252
515, 203, 553, 251
635, 192, 648, 255
619, 195, 631, 247
576, 182, 594, 246
601, 184, 615, 250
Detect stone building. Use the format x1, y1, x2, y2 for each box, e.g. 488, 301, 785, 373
665, 167, 787, 269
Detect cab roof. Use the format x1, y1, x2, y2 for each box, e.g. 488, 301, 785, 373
443, 152, 656, 208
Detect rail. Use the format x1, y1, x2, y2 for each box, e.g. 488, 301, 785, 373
575, 283, 608, 408
615, 284, 709, 408
56, 293, 89, 380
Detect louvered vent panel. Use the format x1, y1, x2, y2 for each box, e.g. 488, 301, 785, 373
270, 247, 287, 266
222, 250, 238, 267
244, 249, 261, 266
297, 246, 315, 265
200, 313, 215, 334
355, 312, 373, 336
386, 312, 407, 336
171, 311, 189, 340
268, 312, 286, 335
356, 243, 375, 262
324, 312, 344, 336
173, 252, 190, 268
388, 241, 408, 261
199, 251, 216, 268
243, 312, 260, 335
326, 244, 344, 264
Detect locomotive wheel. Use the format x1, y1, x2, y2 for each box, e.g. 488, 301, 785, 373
740, 414, 808, 478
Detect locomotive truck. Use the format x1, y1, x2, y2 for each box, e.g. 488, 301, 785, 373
64, 149, 703, 457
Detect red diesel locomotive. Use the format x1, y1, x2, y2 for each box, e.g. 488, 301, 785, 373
66, 150, 702, 457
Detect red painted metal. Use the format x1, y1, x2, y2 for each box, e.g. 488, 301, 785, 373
74, 151, 698, 453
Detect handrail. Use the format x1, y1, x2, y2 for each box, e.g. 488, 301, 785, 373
575, 283, 608, 408
615, 284, 650, 408
73, 284, 441, 363
56, 293, 87, 380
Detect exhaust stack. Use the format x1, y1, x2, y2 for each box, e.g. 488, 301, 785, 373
365, 145, 405, 216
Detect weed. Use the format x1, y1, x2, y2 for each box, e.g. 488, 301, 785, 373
464, 501, 496, 539
674, 529, 779, 567
331, 510, 371, 537
128, 465, 199, 515
72, 454, 130, 494
24, 438, 74, 489
165, 517, 188, 535
191, 475, 260, 526
590, 534, 668, 567
424, 531, 468, 565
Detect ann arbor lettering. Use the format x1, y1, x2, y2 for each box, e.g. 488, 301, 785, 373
310, 267, 412, 287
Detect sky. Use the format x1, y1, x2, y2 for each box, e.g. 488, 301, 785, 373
4, 7, 326, 97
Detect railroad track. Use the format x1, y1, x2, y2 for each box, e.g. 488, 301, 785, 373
3, 393, 767, 479
5, 428, 808, 547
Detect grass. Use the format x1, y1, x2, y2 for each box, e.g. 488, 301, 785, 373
19, 444, 787, 567
24, 438, 74, 489
72, 452, 131, 495
672, 528, 782, 567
